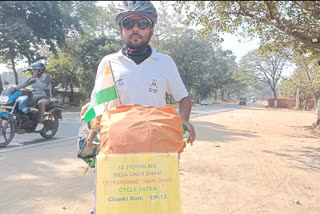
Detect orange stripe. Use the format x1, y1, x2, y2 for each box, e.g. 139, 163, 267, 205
103, 64, 111, 76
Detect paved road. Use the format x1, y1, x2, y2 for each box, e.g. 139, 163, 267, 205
0, 103, 245, 153
0, 103, 248, 213
0, 112, 82, 153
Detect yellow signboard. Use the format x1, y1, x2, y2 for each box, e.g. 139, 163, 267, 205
96, 153, 181, 214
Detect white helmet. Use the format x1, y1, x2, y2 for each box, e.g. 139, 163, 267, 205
115, 1, 158, 26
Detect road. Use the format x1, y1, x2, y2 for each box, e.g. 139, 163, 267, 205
0, 103, 242, 214
0, 103, 242, 153
1, 104, 318, 214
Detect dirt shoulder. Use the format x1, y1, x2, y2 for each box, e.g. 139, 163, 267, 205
1, 105, 319, 214
180, 105, 319, 214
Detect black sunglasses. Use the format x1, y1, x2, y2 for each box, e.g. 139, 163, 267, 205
121, 18, 151, 30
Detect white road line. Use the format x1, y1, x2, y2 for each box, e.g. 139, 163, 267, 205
0, 136, 77, 153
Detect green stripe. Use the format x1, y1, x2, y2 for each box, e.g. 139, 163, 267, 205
84, 107, 96, 123
95, 86, 118, 105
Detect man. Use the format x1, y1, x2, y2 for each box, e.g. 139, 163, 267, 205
87, 1, 195, 147
28, 62, 52, 131
87, 4, 195, 213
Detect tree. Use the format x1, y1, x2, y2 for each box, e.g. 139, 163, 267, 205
158, 27, 238, 103
76, 35, 122, 98
0, 1, 80, 84
150, 2, 185, 50
46, 31, 122, 102
43, 2, 122, 102
46, 51, 79, 99
279, 70, 315, 110
174, 1, 320, 55
240, 49, 288, 107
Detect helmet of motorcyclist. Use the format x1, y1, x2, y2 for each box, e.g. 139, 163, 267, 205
115, 1, 158, 27
31, 62, 46, 75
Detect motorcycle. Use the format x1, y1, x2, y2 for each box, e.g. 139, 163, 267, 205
0, 81, 64, 148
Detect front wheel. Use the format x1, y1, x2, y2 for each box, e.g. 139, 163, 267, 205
0, 117, 16, 148
40, 112, 59, 139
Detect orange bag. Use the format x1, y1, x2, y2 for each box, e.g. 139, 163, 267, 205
99, 104, 186, 155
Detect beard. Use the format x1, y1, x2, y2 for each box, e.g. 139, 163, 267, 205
123, 32, 152, 49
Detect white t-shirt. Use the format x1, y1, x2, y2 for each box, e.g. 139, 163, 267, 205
90, 48, 188, 110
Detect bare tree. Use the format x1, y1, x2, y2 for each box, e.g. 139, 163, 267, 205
240, 49, 288, 107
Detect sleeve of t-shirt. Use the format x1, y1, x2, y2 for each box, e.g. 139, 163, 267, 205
165, 56, 189, 102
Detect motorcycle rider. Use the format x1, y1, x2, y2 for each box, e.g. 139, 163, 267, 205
27, 62, 52, 131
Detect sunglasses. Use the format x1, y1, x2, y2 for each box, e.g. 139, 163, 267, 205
121, 18, 151, 30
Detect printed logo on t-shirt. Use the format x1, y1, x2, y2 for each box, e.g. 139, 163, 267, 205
116, 79, 124, 87
148, 79, 158, 93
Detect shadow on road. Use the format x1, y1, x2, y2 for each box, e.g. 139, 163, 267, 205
193, 120, 258, 143
262, 146, 320, 173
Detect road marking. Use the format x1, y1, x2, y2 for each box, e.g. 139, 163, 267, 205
0, 136, 77, 153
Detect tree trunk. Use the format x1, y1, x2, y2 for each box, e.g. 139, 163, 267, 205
295, 86, 300, 110
303, 99, 307, 110
272, 87, 278, 108
70, 83, 74, 102
221, 89, 225, 101
312, 99, 320, 129
0, 75, 3, 94
9, 47, 19, 85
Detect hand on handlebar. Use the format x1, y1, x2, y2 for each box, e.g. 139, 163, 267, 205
183, 121, 196, 145
87, 129, 99, 148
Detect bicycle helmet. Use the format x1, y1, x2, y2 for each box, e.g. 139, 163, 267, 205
31, 62, 46, 74
115, 1, 158, 26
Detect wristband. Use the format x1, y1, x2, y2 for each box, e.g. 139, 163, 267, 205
90, 121, 101, 129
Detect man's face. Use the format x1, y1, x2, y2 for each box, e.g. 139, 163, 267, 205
32, 69, 39, 78
119, 15, 154, 49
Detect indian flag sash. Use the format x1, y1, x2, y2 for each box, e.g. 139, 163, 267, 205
84, 62, 119, 122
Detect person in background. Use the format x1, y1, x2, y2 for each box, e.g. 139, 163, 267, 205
28, 62, 52, 131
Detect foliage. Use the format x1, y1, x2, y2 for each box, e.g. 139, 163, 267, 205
152, 3, 248, 102
158, 27, 238, 102
150, 2, 185, 50
280, 54, 320, 102
47, 31, 122, 99
0, 1, 82, 84
46, 51, 79, 94
239, 49, 288, 100
44, 2, 122, 100
174, 1, 320, 55
0, 1, 279, 106
76, 35, 122, 97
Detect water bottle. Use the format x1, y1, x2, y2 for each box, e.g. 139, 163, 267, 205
92, 131, 100, 145
183, 123, 189, 139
